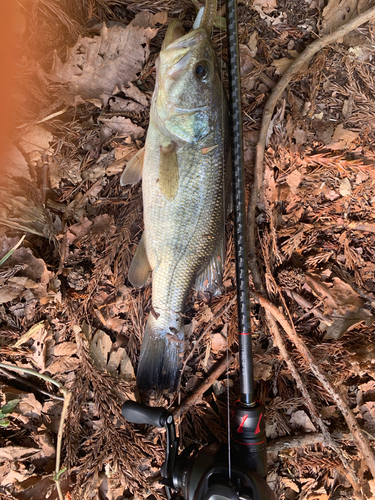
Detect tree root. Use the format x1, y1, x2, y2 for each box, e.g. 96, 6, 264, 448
247, 5, 375, 290
245, 3, 375, 487
251, 291, 375, 482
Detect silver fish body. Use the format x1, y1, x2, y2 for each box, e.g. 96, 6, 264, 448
131, 26, 229, 391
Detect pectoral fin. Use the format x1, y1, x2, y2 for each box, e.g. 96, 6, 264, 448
195, 238, 225, 297
120, 148, 144, 186
159, 143, 179, 200
128, 233, 151, 287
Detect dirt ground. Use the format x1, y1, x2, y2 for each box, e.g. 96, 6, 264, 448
1, 0, 375, 499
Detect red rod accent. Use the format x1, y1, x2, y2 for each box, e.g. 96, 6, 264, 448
236, 414, 248, 433
255, 412, 263, 435
233, 438, 266, 446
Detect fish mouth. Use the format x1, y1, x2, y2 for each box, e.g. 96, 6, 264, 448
163, 27, 208, 51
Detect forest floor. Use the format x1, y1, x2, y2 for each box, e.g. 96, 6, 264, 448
1, 0, 375, 499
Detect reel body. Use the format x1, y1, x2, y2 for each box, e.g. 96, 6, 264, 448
122, 401, 275, 500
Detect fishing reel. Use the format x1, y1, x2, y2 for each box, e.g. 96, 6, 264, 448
122, 400, 275, 500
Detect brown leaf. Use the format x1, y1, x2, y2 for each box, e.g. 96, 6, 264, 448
360, 401, 375, 435
254, 361, 273, 381
99, 116, 144, 141
30, 326, 51, 372
1, 238, 52, 301
46, 356, 80, 375
1, 146, 31, 181
281, 477, 300, 493
306, 274, 375, 339
211, 333, 227, 353
272, 57, 294, 75
17, 125, 53, 158
52, 342, 77, 356
252, 0, 277, 14
290, 410, 316, 432
286, 169, 303, 195
324, 307, 374, 340
321, 0, 358, 34
339, 177, 352, 197
326, 123, 359, 150
0, 446, 40, 461
12, 393, 43, 420
89, 329, 136, 382
48, 12, 163, 106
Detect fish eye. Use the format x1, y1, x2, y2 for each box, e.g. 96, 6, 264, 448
195, 62, 208, 80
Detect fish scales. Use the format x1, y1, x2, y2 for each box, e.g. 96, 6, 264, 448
132, 22, 229, 391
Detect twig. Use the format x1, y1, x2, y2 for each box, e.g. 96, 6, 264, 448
247, 4, 375, 290
263, 310, 361, 489
0, 362, 71, 500
173, 354, 235, 418
285, 289, 332, 326
0, 366, 64, 401
250, 291, 375, 480
267, 429, 352, 457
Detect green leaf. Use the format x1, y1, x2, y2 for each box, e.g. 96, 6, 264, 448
0, 399, 21, 415
53, 467, 67, 482
0, 235, 25, 267
214, 15, 227, 31
0, 418, 10, 427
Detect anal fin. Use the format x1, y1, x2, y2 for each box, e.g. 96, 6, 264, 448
128, 233, 151, 287
195, 238, 224, 297
120, 147, 144, 186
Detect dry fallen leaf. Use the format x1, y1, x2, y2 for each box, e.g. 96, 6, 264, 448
360, 401, 375, 435
286, 169, 303, 195
327, 123, 359, 149
0, 446, 41, 462
281, 477, 300, 493
90, 329, 136, 383
321, 0, 358, 34
254, 361, 273, 381
211, 333, 227, 353
272, 57, 294, 75
0, 146, 31, 181
17, 125, 53, 157
306, 274, 375, 339
290, 410, 316, 432
252, 0, 277, 14
48, 12, 165, 106
339, 177, 352, 197
99, 116, 144, 141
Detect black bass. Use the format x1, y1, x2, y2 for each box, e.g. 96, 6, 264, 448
121, 1, 229, 391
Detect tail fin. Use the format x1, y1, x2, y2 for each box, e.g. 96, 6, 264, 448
137, 314, 184, 392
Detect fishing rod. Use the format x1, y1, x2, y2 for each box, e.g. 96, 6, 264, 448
122, 1, 275, 498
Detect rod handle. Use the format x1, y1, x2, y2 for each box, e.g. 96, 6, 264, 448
122, 400, 172, 428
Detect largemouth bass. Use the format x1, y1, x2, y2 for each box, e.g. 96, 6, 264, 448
121, 3, 229, 391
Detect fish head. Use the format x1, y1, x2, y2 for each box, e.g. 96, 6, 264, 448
154, 28, 222, 144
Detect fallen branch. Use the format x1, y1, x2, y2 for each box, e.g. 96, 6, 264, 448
267, 429, 353, 458
263, 310, 361, 489
0, 366, 64, 401
285, 289, 332, 326
250, 291, 375, 480
247, 4, 375, 290
173, 354, 235, 418
0, 362, 71, 500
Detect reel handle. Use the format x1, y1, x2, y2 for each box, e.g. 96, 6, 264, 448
122, 400, 172, 428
